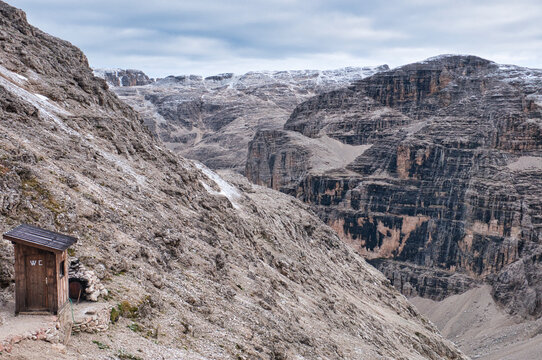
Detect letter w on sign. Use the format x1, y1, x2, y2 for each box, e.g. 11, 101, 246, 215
30, 260, 37, 266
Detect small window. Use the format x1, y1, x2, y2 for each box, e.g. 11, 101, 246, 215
60, 260, 65, 278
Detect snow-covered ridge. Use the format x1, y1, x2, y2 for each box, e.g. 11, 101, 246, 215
155, 65, 389, 89
95, 65, 389, 90
93, 68, 148, 78
93, 68, 153, 87
421, 54, 481, 63
496, 63, 542, 89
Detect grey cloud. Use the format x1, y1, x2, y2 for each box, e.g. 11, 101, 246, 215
8, 0, 542, 77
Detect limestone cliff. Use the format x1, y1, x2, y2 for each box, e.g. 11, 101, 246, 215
246, 55, 542, 317
0, 2, 465, 359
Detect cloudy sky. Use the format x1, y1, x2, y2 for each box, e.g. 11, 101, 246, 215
9, 0, 542, 77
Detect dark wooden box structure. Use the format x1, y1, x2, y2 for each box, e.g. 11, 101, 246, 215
3, 224, 77, 314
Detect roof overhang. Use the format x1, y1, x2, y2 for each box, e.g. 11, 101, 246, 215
3, 224, 77, 252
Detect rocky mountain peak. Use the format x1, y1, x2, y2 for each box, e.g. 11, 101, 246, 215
417, 54, 494, 69
0, 1, 32, 35
354, 55, 498, 113
204, 72, 234, 81
358, 55, 495, 83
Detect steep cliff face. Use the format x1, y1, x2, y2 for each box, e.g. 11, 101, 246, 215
0, 2, 465, 359
95, 65, 388, 172
246, 55, 542, 317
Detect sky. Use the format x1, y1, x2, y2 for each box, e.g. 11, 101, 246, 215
8, 0, 542, 78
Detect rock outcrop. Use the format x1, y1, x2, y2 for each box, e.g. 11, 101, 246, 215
95, 65, 388, 172
0, 2, 465, 359
246, 54, 542, 317
93, 68, 154, 87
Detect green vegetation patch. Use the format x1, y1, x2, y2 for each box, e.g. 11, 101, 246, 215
117, 349, 143, 360
92, 340, 110, 350
127, 322, 143, 333
118, 300, 140, 319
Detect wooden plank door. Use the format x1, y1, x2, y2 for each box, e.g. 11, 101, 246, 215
25, 250, 51, 311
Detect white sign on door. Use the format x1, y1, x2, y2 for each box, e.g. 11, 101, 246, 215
29, 260, 43, 266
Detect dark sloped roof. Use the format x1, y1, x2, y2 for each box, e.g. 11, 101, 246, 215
3, 224, 77, 251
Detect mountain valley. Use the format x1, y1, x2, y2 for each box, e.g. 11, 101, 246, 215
105, 53, 542, 359
0, 1, 467, 359
96, 65, 388, 172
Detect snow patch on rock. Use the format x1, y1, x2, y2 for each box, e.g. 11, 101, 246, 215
34, 93, 50, 102
98, 150, 146, 186
0, 65, 77, 137
0, 64, 28, 86
194, 162, 241, 209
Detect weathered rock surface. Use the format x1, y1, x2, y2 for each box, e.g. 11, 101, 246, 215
246, 54, 542, 318
0, 2, 465, 359
95, 64, 388, 172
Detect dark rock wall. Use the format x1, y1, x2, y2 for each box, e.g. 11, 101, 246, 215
245, 130, 311, 192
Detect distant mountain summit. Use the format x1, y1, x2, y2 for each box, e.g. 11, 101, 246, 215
93, 68, 154, 87
94, 65, 389, 171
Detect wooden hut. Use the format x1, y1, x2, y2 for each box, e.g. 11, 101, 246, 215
3, 224, 77, 314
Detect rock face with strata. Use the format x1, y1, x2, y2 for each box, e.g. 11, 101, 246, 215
246, 55, 542, 317
0, 2, 465, 359
96, 65, 388, 172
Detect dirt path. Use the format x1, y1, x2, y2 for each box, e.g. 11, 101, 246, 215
0, 301, 56, 342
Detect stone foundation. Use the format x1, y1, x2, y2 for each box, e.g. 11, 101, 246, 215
69, 259, 108, 301
71, 303, 111, 334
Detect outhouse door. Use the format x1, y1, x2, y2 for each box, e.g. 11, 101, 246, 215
24, 250, 53, 311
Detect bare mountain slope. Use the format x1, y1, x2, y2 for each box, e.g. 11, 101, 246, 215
411, 286, 542, 360
0, 2, 464, 359
95, 65, 388, 172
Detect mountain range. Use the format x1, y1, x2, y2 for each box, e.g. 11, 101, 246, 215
0, 1, 465, 359
101, 51, 542, 358
96, 65, 388, 172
